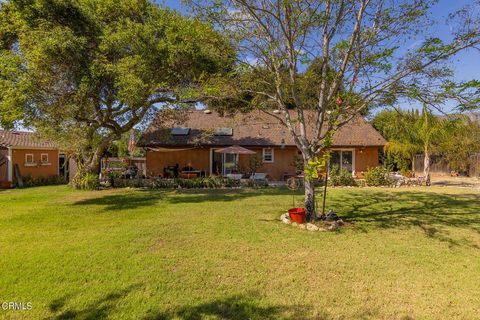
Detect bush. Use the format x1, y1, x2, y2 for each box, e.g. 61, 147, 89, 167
77, 173, 100, 190
329, 165, 357, 187
364, 166, 393, 186
112, 176, 268, 189
19, 175, 67, 188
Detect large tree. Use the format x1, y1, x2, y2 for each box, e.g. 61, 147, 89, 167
189, 0, 480, 220
0, 0, 234, 181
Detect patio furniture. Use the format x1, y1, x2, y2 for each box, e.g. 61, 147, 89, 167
226, 173, 243, 180
180, 172, 199, 179
282, 172, 294, 181
250, 173, 268, 181
163, 164, 179, 178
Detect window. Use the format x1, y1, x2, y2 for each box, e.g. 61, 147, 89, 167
262, 148, 274, 163
25, 154, 34, 165
329, 150, 354, 173
41, 153, 49, 164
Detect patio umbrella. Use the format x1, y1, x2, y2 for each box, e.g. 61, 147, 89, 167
214, 145, 256, 154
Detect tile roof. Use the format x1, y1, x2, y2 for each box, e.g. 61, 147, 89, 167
0, 130, 57, 149
139, 110, 386, 148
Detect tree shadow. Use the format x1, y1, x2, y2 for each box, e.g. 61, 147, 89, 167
142, 293, 322, 320
164, 188, 296, 205
47, 284, 142, 320
72, 190, 164, 212
71, 188, 298, 211
333, 190, 480, 248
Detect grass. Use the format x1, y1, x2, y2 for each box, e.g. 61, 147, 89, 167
0, 185, 479, 320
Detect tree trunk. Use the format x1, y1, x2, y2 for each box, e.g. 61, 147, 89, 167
85, 134, 118, 174
301, 151, 316, 221
70, 134, 117, 189
411, 154, 415, 176
423, 145, 431, 185
304, 178, 316, 222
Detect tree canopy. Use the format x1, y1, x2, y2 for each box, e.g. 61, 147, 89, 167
373, 107, 480, 176
0, 0, 234, 177
189, 0, 480, 219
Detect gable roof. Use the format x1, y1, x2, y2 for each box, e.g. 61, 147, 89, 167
138, 110, 386, 148
0, 130, 56, 149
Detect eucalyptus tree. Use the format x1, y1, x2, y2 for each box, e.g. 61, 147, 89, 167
189, 0, 480, 220
0, 0, 234, 181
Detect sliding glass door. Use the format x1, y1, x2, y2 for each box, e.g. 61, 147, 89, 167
329, 150, 354, 173
223, 153, 238, 175
211, 150, 239, 176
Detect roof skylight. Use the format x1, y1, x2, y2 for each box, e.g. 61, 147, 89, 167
214, 127, 233, 136
171, 127, 190, 136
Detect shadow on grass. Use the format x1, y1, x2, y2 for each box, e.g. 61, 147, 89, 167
47, 284, 141, 320
333, 189, 480, 248
142, 293, 320, 320
72, 191, 164, 211
72, 188, 297, 211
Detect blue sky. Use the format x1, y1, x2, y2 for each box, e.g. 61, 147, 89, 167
160, 0, 479, 113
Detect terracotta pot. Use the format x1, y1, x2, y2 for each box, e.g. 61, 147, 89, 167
288, 208, 306, 223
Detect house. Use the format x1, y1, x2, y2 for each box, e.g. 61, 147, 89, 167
138, 110, 386, 181
0, 130, 62, 188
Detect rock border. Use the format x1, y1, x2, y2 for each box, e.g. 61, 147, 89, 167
280, 213, 344, 232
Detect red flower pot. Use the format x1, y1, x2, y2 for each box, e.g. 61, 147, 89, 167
288, 208, 306, 223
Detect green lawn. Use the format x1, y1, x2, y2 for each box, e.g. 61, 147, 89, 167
0, 186, 479, 320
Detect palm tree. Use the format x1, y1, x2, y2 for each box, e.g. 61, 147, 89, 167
377, 106, 448, 180
416, 105, 449, 179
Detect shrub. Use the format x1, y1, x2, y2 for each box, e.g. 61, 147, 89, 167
329, 165, 357, 187
77, 173, 100, 190
19, 174, 67, 188
364, 166, 393, 186
112, 176, 268, 189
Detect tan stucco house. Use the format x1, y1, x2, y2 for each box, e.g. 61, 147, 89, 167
138, 110, 387, 181
0, 130, 61, 188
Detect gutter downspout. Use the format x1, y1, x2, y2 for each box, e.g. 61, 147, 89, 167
7, 147, 12, 183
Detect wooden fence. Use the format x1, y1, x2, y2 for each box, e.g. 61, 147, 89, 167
414, 154, 480, 177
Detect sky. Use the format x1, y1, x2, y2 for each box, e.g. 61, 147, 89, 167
160, 0, 480, 114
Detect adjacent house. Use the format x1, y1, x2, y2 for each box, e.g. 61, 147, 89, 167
0, 130, 62, 188
138, 110, 387, 180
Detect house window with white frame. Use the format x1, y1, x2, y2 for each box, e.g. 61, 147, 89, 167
25, 154, 35, 165
41, 153, 49, 164
262, 148, 274, 163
